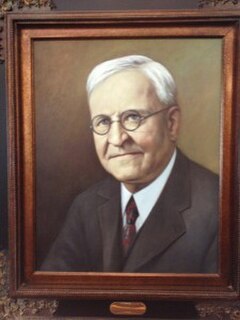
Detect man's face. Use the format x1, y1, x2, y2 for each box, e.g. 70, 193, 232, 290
89, 70, 180, 192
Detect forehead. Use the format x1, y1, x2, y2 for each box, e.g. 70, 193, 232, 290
89, 69, 160, 116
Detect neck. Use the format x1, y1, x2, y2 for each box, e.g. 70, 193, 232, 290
123, 182, 150, 193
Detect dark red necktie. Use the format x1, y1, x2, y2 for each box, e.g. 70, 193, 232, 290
122, 196, 139, 255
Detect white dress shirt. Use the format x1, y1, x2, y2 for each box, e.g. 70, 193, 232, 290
121, 149, 177, 231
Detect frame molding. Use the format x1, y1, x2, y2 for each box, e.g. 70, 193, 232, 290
2, 5, 240, 320
7, 9, 240, 299
0, 0, 55, 62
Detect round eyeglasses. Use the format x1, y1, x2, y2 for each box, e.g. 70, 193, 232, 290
90, 106, 172, 135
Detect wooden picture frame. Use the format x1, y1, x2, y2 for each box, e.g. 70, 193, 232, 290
6, 10, 239, 302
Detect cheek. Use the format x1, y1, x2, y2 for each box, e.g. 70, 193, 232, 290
136, 132, 162, 153
93, 136, 106, 158
140, 134, 168, 164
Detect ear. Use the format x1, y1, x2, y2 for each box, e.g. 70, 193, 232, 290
167, 106, 180, 142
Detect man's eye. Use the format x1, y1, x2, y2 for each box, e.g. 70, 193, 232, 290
95, 117, 110, 127
124, 112, 141, 123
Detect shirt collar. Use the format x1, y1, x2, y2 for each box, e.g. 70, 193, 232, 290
121, 149, 177, 229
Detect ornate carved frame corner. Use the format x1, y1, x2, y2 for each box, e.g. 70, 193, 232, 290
0, 0, 55, 63
198, 0, 240, 8
0, 250, 58, 318
195, 301, 240, 319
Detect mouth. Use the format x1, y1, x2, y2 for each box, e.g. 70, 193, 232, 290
108, 152, 142, 159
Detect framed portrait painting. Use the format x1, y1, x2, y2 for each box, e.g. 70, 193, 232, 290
6, 10, 240, 303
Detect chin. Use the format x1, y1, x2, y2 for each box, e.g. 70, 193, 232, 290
112, 172, 140, 183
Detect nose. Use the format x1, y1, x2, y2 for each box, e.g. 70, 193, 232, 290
107, 121, 129, 146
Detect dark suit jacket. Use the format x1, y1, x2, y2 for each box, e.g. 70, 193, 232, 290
41, 150, 219, 273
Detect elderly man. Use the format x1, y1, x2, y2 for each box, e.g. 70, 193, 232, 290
41, 55, 218, 273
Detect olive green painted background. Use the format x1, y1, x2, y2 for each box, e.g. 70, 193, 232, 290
34, 38, 222, 264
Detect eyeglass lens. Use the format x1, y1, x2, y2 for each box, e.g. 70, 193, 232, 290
91, 110, 142, 135
91, 106, 171, 135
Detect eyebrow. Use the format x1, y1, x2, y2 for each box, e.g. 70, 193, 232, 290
93, 108, 153, 117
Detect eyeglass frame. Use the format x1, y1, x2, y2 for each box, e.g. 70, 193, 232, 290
89, 105, 174, 135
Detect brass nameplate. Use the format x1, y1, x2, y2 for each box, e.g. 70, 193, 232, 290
110, 302, 147, 315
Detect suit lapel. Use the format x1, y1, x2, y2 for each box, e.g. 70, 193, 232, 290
97, 178, 123, 272
123, 150, 191, 272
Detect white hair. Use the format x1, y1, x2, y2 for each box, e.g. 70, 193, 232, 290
86, 55, 178, 107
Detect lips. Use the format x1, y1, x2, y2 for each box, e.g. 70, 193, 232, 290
108, 152, 142, 159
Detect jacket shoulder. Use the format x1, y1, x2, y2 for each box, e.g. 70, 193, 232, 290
176, 150, 219, 216
70, 175, 119, 210
177, 150, 218, 187
188, 157, 219, 191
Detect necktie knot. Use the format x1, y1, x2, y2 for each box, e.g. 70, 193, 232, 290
126, 199, 138, 225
